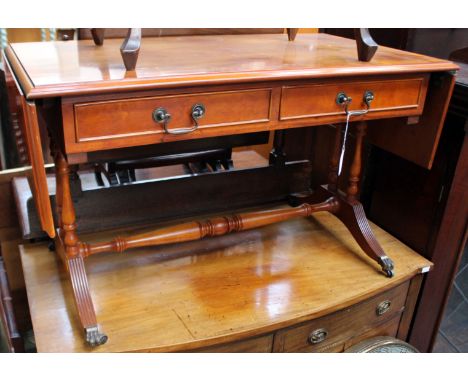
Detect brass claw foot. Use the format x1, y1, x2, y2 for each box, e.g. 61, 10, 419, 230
379, 256, 395, 278
85, 326, 108, 346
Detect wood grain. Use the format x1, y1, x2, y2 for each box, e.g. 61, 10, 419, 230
272, 281, 408, 352
280, 75, 428, 121
73, 88, 272, 146
80, 199, 338, 257
196, 334, 273, 352
20, 212, 431, 352
17, 99, 55, 238
344, 314, 401, 350
5, 34, 457, 99
367, 72, 456, 169
397, 274, 423, 341
2, 55, 55, 238
61, 74, 430, 154
3, 31, 448, 349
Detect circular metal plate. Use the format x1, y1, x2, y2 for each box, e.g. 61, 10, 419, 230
345, 336, 419, 353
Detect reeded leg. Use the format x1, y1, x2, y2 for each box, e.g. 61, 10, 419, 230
55, 152, 107, 346
290, 122, 394, 277
334, 196, 394, 277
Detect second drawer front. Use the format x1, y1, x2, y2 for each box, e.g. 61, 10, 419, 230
196, 334, 273, 353
273, 281, 409, 352
280, 76, 428, 122
73, 88, 272, 144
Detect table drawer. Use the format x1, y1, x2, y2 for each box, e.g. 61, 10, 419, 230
72, 88, 272, 148
272, 281, 409, 352
280, 75, 429, 123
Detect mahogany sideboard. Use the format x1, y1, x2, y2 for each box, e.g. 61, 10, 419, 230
20, 212, 432, 352
3, 32, 456, 346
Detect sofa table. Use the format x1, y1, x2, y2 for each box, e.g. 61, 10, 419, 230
3, 32, 456, 345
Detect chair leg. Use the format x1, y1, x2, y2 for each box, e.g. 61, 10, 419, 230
287, 29, 299, 41
90, 28, 105, 45
120, 28, 141, 71
354, 28, 378, 62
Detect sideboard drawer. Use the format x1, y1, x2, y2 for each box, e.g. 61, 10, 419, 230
72, 88, 272, 148
280, 75, 429, 123
273, 281, 409, 352
196, 334, 274, 353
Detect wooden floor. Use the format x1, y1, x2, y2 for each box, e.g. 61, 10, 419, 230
20, 210, 431, 352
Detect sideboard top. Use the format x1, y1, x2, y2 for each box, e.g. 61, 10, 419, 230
5, 33, 458, 99
20, 211, 431, 352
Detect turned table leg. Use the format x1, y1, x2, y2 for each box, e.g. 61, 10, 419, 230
290, 122, 394, 277
334, 122, 394, 277
54, 152, 107, 346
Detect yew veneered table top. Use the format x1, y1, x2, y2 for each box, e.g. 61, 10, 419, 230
20, 211, 432, 352
6, 33, 458, 99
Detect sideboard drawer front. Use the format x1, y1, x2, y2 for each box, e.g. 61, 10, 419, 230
280, 76, 428, 122
73, 88, 272, 144
273, 281, 409, 352
196, 335, 273, 353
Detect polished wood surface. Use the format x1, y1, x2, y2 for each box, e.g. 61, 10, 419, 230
61, 74, 430, 154
5, 32, 450, 346
6, 34, 457, 99
20, 212, 431, 352
72, 88, 273, 149
272, 281, 408, 352
397, 274, 423, 341
197, 334, 274, 353
279, 75, 427, 121
3, 59, 55, 237
344, 315, 402, 350
367, 72, 455, 169
18, 99, 55, 238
